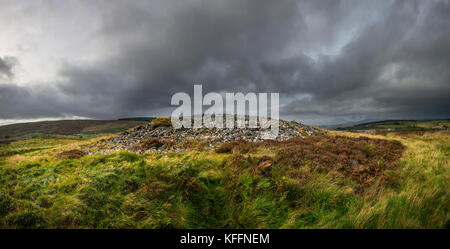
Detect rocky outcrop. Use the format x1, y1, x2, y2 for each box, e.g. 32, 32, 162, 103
85, 116, 322, 154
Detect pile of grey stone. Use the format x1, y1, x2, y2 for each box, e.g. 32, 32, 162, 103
85, 115, 322, 154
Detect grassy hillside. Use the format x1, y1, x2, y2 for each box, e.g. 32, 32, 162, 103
0, 130, 448, 228
336, 120, 450, 133
118, 117, 155, 122
0, 120, 147, 142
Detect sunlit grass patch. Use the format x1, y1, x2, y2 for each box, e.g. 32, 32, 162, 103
0, 131, 448, 228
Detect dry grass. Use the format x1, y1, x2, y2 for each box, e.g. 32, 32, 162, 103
0, 130, 448, 228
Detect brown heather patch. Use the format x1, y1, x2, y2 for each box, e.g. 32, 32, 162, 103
176, 138, 207, 151
224, 155, 246, 169
57, 149, 87, 159
222, 154, 276, 178
219, 135, 405, 191
255, 156, 275, 176
215, 140, 256, 154
135, 137, 175, 151
274, 136, 405, 191
140, 137, 164, 150
215, 142, 234, 153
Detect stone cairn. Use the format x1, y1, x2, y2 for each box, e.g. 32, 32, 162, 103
84, 115, 322, 154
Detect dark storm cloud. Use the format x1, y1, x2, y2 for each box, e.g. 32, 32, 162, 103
1, 0, 449, 124
54, 0, 307, 118
0, 56, 16, 79
281, 0, 450, 121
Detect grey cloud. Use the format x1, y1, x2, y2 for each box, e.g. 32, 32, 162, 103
0, 0, 449, 125
280, 0, 450, 123
0, 56, 17, 80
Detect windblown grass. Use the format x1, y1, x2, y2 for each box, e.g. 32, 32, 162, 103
0, 131, 448, 228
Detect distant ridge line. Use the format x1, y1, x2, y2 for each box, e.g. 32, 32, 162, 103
118, 117, 155, 122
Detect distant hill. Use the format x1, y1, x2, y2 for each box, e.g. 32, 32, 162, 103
118, 117, 155, 122
335, 119, 450, 132
0, 119, 147, 142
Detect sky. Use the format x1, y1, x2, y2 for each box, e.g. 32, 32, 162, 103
0, 0, 449, 126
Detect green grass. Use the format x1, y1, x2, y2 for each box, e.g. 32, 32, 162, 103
0, 132, 448, 228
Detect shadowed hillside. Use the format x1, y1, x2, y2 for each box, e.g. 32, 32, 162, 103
335, 120, 450, 133
0, 120, 148, 142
